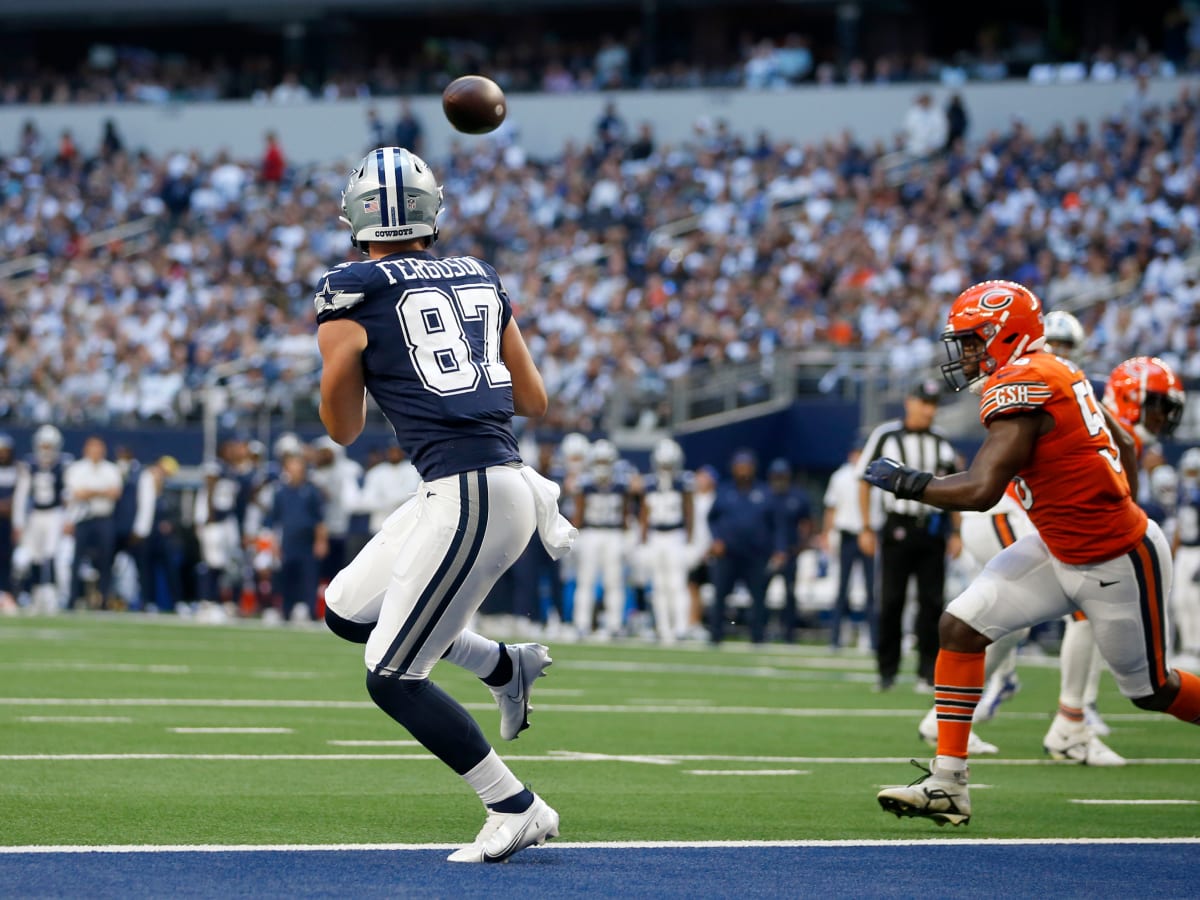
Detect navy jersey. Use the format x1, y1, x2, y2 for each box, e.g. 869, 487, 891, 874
773, 487, 813, 552
207, 463, 251, 526
314, 250, 521, 481
580, 476, 628, 529
24, 457, 68, 510
644, 471, 693, 531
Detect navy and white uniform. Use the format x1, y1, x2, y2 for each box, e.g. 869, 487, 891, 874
13, 456, 70, 609
642, 469, 693, 642
1174, 483, 1200, 658
572, 473, 630, 636
320, 250, 556, 678
194, 462, 250, 576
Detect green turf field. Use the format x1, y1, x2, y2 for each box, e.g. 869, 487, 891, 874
1, 614, 1196, 846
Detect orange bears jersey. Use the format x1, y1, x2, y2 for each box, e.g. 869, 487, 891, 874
979, 351, 1147, 565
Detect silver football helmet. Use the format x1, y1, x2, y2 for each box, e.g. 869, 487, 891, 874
589, 438, 619, 480
1150, 464, 1178, 510
652, 438, 683, 473
33, 424, 62, 466
1179, 447, 1200, 486
341, 147, 443, 248
1043, 310, 1085, 354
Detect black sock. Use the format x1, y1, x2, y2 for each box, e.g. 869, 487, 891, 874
482, 642, 513, 687
364, 671, 491, 774
488, 788, 534, 814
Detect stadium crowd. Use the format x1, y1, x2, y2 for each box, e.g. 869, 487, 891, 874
3, 79, 1200, 433
1, 19, 1195, 106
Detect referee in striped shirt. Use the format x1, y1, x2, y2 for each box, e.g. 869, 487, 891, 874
857, 378, 963, 692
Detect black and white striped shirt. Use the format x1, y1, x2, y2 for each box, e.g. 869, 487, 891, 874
857, 420, 959, 518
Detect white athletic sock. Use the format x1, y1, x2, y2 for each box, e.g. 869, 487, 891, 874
1083, 643, 1104, 707
443, 630, 502, 679
462, 749, 525, 807
934, 754, 968, 775
1058, 617, 1093, 709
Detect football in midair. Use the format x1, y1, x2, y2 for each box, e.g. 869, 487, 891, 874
442, 75, 507, 135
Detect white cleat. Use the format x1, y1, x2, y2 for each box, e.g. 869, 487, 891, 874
489, 643, 552, 741
1083, 703, 1111, 737
878, 759, 971, 827
447, 793, 560, 863
918, 708, 999, 755
1043, 716, 1127, 767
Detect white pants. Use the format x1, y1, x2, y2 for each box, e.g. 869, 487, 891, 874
1172, 544, 1200, 654
948, 520, 1173, 700
573, 527, 625, 634
647, 529, 690, 640
325, 464, 535, 679
960, 502, 1037, 681
201, 519, 242, 572
961, 502, 1035, 573
18, 508, 64, 566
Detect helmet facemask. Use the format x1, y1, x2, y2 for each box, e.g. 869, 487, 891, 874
940, 327, 996, 393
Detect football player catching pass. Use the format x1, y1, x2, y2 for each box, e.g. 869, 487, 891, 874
867, 280, 1199, 826
315, 147, 573, 862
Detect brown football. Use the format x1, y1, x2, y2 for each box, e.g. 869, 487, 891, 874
442, 75, 507, 135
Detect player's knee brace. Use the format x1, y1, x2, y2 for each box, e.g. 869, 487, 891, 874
324, 607, 375, 643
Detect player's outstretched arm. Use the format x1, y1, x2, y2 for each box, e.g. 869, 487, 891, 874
317, 319, 370, 445
866, 413, 1042, 512
501, 319, 548, 418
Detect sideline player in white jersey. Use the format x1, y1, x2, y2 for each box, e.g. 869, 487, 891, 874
569, 438, 631, 639
640, 438, 694, 643
12, 425, 71, 614
1172, 448, 1200, 669
315, 147, 574, 862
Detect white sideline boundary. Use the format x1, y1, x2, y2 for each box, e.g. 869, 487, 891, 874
2, 837, 1199, 854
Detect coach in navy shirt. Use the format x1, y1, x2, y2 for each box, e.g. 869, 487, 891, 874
707, 449, 788, 644
270, 454, 327, 621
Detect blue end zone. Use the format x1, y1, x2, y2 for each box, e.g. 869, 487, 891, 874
0, 845, 1193, 899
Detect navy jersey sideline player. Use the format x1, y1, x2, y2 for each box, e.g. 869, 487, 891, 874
315, 147, 572, 862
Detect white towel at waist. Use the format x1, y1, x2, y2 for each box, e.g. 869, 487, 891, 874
518, 465, 578, 560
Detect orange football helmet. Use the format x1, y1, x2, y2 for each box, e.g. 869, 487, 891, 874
940, 280, 1046, 391
1103, 356, 1186, 441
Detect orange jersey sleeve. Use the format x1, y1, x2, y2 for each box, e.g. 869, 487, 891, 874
979, 352, 1147, 565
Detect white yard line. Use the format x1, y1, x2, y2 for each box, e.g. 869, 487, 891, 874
1069, 799, 1198, 805
168, 727, 294, 734
18, 716, 132, 724
1, 837, 1198, 854
0, 697, 1176, 723
686, 769, 810, 776
327, 740, 420, 747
